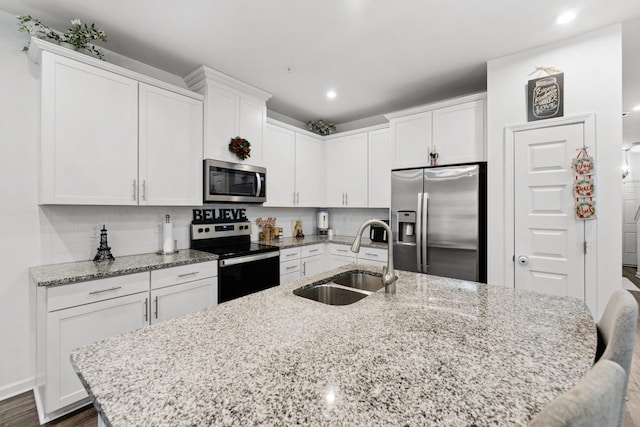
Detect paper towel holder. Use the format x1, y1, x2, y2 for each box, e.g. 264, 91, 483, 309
157, 214, 179, 255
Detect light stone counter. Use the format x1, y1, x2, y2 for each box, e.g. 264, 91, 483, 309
258, 234, 388, 250
30, 249, 218, 287
70, 265, 595, 426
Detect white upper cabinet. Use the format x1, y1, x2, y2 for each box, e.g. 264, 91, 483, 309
263, 123, 296, 206
390, 111, 433, 169
139, 83, 203, 206
295, 133, 326, 207
185, 66, 271, 166
432, 99, 485, 165
325, 133, 368, 207
368, 128, 391, 208
35, 43, 204, 206
40, 52, 139, 205
386, 93, 486, 169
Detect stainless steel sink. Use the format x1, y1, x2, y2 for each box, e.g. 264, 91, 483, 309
332, 271, 384, 292
293, 271, 384, 306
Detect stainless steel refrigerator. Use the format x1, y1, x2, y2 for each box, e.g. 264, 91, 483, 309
391, 162, 487, 282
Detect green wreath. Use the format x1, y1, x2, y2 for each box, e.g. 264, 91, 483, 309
228, 136, 251, 160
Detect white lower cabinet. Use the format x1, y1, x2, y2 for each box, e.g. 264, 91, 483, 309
357, 247, 388, 268
150, 278, 217, 324
45, 291, 148, 411
279, 245, 326, 284
327, 244, 358, 269
36, 261, 218, 423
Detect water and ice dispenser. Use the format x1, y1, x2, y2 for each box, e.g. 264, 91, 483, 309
397, 211, 416, 244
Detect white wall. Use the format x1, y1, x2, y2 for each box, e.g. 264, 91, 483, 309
487, 25, 623, 317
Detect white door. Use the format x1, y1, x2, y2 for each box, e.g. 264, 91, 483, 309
514, 123, 585, 299
622, 181, 639, 266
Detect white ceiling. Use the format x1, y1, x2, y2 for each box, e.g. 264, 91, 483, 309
1, 0, 640, 136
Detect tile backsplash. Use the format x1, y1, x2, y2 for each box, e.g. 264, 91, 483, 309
39, 205, 388, 264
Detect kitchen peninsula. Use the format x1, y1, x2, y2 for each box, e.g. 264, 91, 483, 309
70, 265, 595, 426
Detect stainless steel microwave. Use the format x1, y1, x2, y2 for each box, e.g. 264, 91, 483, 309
204, 159, 266, 203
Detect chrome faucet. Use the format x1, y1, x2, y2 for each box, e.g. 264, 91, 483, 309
351, 219, 398, 295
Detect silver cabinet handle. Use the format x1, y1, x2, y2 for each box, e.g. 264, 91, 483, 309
364, 252, 378, 257
293, 192, 296, 204
345, 193, 348, 205
337, 248, 348, 253
132, 179, 137, 201
309, 249, 319, 253
177, 272, 199, 278
89, 286, 122, 295
303, 261, 306, 275
342, 193, 345, 205
286, 265, 297, 270
285, 253, 297, 258
144, 297, 148, 322
142, 180, 146, 201
296, 192, 300, 204
154, 296, 159, 319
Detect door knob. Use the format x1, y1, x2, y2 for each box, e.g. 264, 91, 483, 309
517, 256, 529, 266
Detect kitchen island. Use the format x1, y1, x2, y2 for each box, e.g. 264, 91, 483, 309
70, 265, 595, 426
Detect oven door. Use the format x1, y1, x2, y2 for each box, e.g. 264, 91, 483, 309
204, 159, 266, 203
218, 251, 279, 303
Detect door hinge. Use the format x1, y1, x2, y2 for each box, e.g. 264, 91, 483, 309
583, 241, 587, 254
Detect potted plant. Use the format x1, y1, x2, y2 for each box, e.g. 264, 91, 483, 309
17, 15, 108, 60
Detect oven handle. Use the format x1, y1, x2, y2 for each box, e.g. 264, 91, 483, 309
219, 251, 279, 267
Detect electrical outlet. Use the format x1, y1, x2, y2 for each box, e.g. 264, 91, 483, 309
89, 224, 101, 239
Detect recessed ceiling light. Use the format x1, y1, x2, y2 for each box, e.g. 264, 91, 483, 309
556, 11, 576, 24
326, 90, 337, 99
633, 105, 640, 112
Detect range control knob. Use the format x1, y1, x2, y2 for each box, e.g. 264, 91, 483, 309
198, 228, 203, 233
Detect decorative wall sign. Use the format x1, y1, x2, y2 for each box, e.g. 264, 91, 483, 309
192, 208, 247, 223
527, 72, 564, 121
572, 147, 596, 220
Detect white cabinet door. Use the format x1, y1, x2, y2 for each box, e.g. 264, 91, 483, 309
46, 292, 148, 412
432, 99, 485, 165
263, 124, 295, 206
302, 255, 325, 277
139, 83, 203, 206
325, 133, 368, 207
391, 111, 432, 169
239, 96, 266, 166
368, 129, 392, 208
203, 85, 238, 162
150, 277, 217, 324
40, 52, 139, 205
327, 254, 357, 269
295, 133, 325, 206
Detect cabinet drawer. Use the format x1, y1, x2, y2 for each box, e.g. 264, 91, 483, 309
280, 247, 301, 261
151, 261, 218, 290
280, 259, 300, 276
301, 244, 325, 258
47, 272, 150, 312
358, 247, 388, 262
329, 244, 355, 258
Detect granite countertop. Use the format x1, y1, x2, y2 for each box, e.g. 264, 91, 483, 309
261, 234, 388, 250
70, 265, 596, 426
30, 249, 218, 287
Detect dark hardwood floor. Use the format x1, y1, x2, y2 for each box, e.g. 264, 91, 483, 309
3, 273, 640, 426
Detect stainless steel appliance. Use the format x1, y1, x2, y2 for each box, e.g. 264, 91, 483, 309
204, 159, 266, 203
317, 210, 329, 235
369, 220, 389, 243
190, 220, 279, 303
391, 162, 487, 282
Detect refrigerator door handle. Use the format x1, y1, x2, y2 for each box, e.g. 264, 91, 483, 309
422, 192, 429, 273
416, 193, 423, 271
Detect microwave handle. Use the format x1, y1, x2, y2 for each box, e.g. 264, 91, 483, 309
255, 173, 262, 197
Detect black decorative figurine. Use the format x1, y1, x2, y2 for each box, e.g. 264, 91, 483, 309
93, 225, 115, 262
